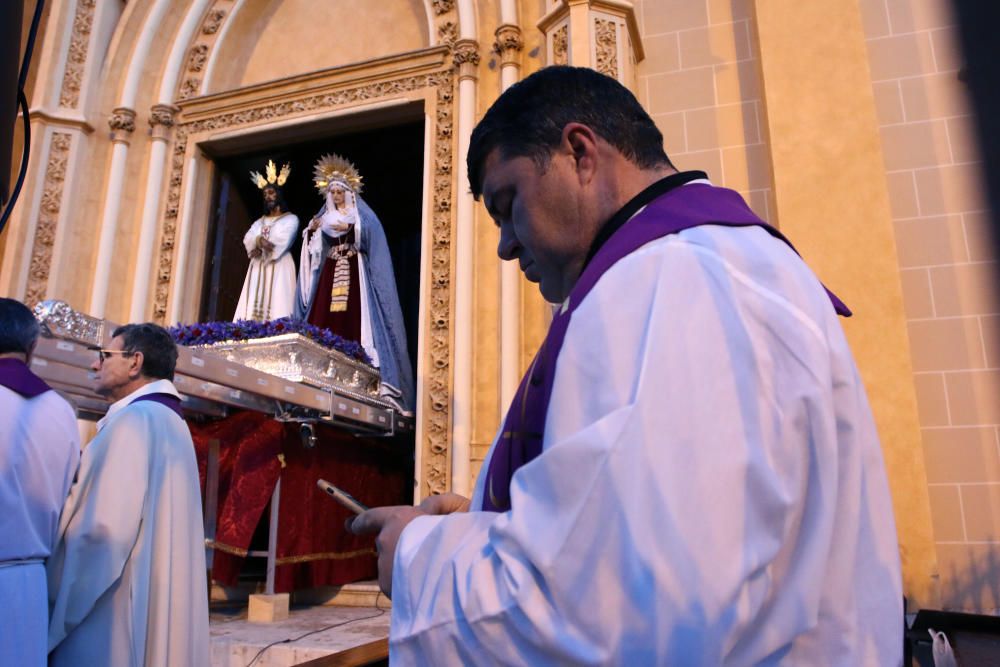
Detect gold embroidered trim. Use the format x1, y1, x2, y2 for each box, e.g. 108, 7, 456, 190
206, 540, 249, 557
275, 548, 376, 565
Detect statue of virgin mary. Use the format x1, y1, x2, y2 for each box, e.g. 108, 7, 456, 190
295, 154, 414, 413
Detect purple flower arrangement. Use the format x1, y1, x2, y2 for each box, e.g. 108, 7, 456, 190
168, 317, 372, 365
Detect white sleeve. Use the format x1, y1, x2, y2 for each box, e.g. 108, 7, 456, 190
243, 219, 261, 254
268, 214, 299, 258
389, 234, 837, 665
47, 410, 152, 649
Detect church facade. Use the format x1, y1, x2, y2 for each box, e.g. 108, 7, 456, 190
1, 0, 995, 613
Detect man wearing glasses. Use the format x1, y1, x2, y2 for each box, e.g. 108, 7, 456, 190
46, 323, 209, 667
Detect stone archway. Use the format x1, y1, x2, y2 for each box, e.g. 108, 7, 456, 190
156, 47, 458, 498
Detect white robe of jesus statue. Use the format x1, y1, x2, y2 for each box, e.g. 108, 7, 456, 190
234, 212, 299, 321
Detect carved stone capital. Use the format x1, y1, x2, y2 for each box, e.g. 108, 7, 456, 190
149, 103, 181, 140
452, 39, 480, 80
492, 24, 523, 66
108, 107, 136, 143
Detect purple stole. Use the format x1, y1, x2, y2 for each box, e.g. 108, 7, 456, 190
131, 392, 185, 419
0, 357, 52, 398
481, 183, 851, 512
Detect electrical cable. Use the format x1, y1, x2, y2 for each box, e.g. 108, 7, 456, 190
0, 0, 46, 237
245, 592, 388, 667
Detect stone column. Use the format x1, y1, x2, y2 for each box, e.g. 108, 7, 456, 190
492, 24, 524, 409
451, 38, 480, 496
128, 103, 179, 322
89, 107, 136, 316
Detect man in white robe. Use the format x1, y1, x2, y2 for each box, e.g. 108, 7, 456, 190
351, 67, 903, 665
47, 323, 209, 667
0, 299, 79, 667
234, 183, 300, 321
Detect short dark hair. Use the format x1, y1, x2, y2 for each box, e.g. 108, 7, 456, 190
468, 66, 674, 197
0, 298, 41, 356
112, 323, 178, 381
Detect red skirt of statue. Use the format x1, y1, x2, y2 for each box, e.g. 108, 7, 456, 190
306, 227, 362, 343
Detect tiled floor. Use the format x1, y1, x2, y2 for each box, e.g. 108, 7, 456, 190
210, 603, 390, 667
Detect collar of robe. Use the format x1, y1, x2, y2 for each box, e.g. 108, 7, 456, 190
0, 357, 52, 398
582, 170, 709, 271
482, 178, 853, 512
129, 392, 185, 420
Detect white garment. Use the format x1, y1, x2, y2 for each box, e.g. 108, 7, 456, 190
234, 212, 299, 321
47, 380, 209, 667
390, 225, 903, 665
0, 563, 48, 667
0, 381, 78, 667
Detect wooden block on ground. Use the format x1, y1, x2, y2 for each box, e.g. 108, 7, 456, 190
248, 593, 290, 623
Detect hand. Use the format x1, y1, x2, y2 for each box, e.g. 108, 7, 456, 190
259, 238, 275, 252
348, 505, 427, 598
309, 217, 320, 232
418, 492, 470, 515
249, 248, 262, 259
334, 222, 351, 232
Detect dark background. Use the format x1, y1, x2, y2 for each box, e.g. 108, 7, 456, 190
200, 119, 425, 377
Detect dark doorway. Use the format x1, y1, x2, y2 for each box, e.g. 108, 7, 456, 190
199, 118, 425, 379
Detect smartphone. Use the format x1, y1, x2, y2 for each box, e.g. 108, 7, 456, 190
317, 479, 369, 515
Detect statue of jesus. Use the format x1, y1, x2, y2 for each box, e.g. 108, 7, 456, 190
233, 160, 300, 321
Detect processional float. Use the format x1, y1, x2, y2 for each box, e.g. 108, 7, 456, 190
29, 299, 412, 600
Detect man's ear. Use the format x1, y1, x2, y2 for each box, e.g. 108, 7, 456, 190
130, 350, 145, 379
561, 122, 600, 183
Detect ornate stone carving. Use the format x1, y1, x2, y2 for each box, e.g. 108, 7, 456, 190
188, 44, 210, 72
595, 18, 618, 78
179, 78, 203, 100
25, 133, 72, 307
552, 24, 569, 65
453, 39, 480, 81
493, 24, 523, 66
59, 0, 96, 108
152, 71, 457, 496
432, 0, 454, 15
150, 104, 180, 128
108, 107, 136, 144
452, 40, 481, 67
149, 104, 181, 140
437, 21, 457, 47
202, 8, 226, 34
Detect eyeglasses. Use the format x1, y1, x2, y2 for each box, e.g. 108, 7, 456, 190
93, 348, 133, 364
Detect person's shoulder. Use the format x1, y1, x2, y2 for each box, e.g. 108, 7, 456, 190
36, 388, 78, 423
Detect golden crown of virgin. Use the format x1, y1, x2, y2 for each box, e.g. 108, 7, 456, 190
312, 153, 363, 194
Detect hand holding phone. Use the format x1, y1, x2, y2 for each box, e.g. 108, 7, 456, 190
317, 479, 369, 515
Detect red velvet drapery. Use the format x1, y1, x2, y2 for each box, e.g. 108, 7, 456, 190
190, 411, 408, 592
